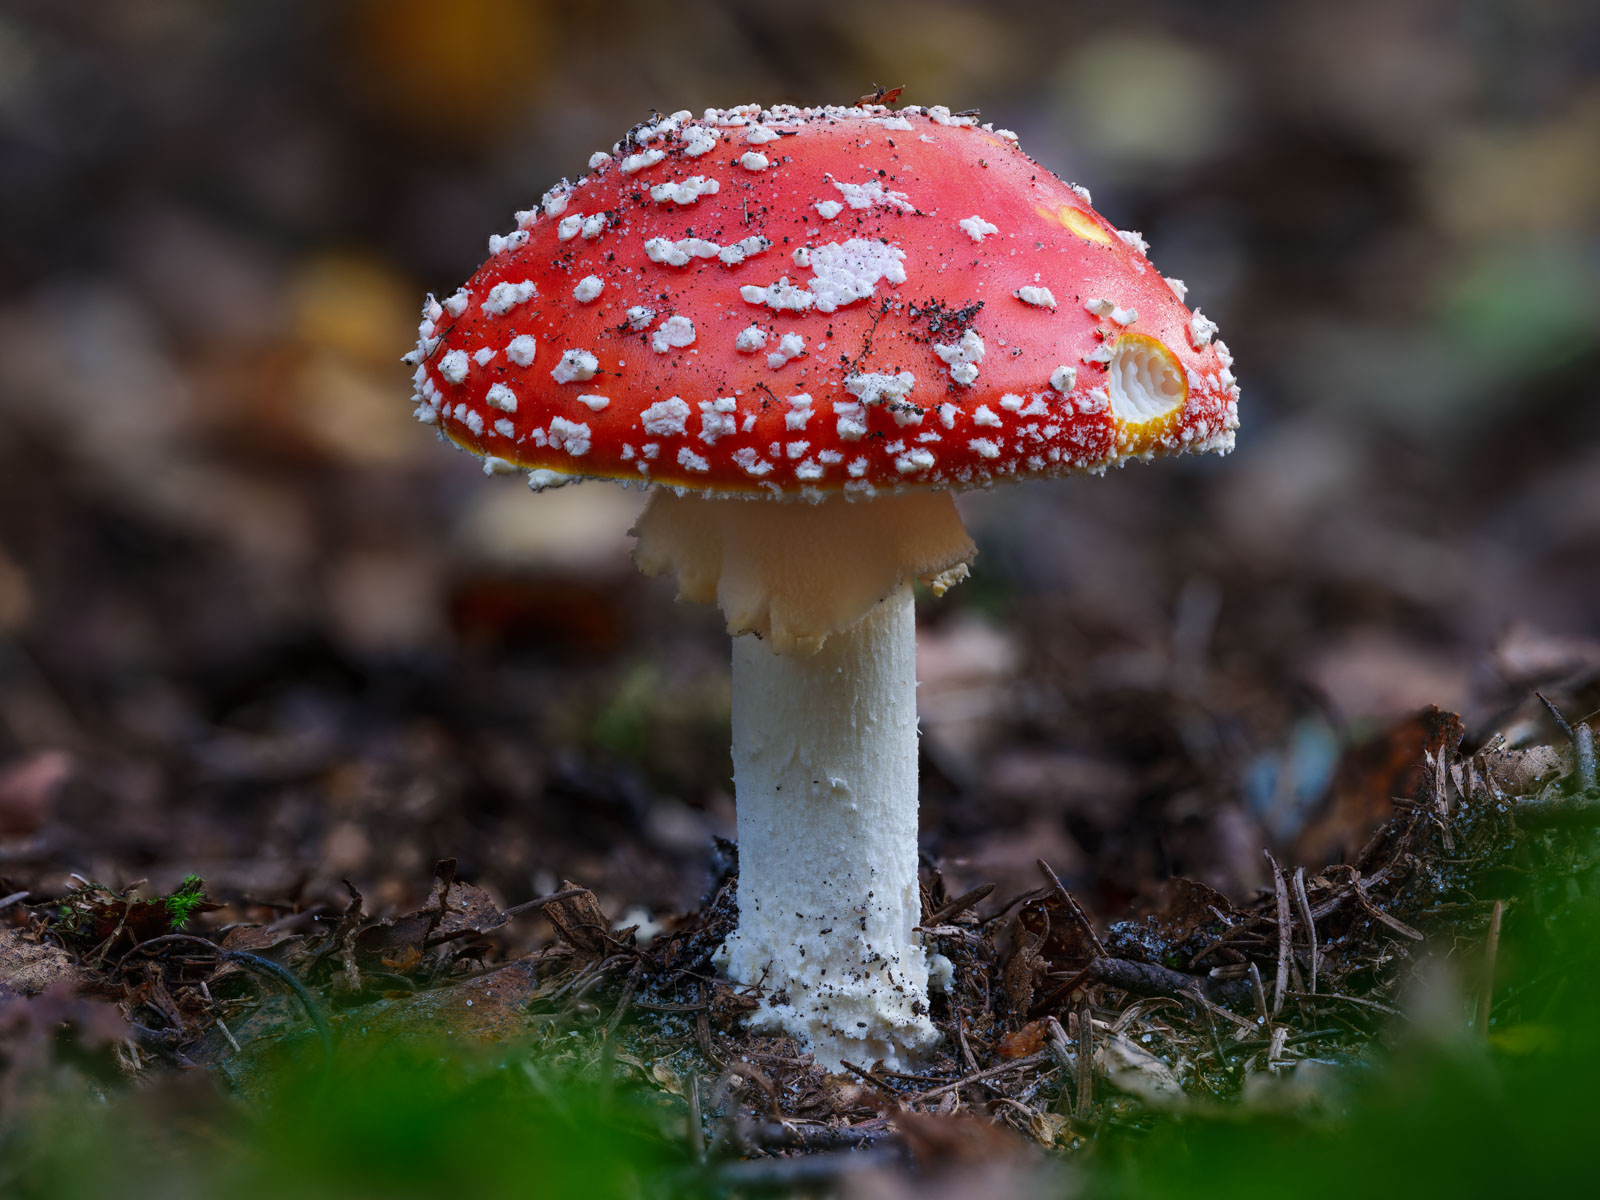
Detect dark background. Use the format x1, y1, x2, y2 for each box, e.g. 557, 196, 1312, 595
1, 0, 1596, 927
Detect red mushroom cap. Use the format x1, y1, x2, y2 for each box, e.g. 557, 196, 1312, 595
407, 103, 1240, 497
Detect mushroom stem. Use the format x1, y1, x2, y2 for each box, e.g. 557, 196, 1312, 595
718, 582, 939, 1071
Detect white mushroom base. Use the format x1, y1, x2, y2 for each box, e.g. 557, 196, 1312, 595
716, 583, 939, 1071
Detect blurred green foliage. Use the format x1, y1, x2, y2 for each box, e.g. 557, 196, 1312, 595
9, 1039, 694, 1200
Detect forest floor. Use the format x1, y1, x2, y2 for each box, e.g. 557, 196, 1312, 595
3, 685, 1597, 1196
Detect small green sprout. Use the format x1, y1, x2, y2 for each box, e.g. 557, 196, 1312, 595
164, 875, 208, 930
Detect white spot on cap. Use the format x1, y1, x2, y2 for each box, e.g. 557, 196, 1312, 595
588, 151, 612, 169
443, 289, 470, 317
558, 215, 584, 241
651, 315, 696, 353
576, 394, 609, 411
736, 325, 767, 352
542, 186, 571, 217
973, 405, 1001, 427
739, 151, 769, 171
784, 393, 813, 430
1165, 277, 1188, 301
683, 126, 720, 157
506, 335, 537, 367
626, 306, 655, 331
1050, 365, 1076, 393
486, 383, 518, 413
1117, 229, 1151, 256
933, 329, 985, 386
833, 399, 869, 441
732, 447, 772, 476
548, 416, 592, 456
814, 199, 843, 220
473, 347, 496, 366
677, 446, 710, 472
830, 177, 914, 212
528, 468, 574, 491
1015, 286, 1057, 309
698, 396, 738, 444
552, 349, 599, 383
650, 175, 721, 205
845, 372, 917, 408
573, 275, 603, 303
718, 235, 770, 265
488, 230, 528, 255
1189, 309, 1219, 347
969, 438, 1001, 459
482, 280, 537, 315
644, 236, 721, 267
619, 147, 666, 174
928, 105, 976, 127
766, 332, 805, 370
1084, 298, 1115, 317
1110, 306, 1137, 326
641, 396, 691, 436
740, 275, 814, 312
438, 350, 470, 384
959, 215, 998, 242
745, 126, 778, 144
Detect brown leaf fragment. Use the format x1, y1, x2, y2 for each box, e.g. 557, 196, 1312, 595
1297, 707, 1464, 865
1001, 926, 1044, 1016
1029, 1110, 1069, 1148
996, 1018, 1048, 1059
0, 929, 80, 998
858, 84, 905, 107
427, 879, 506, 941
543, 881, 612, 961
218, 925, 300, 955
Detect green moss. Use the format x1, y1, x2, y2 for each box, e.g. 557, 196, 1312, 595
163, 875, 207, 930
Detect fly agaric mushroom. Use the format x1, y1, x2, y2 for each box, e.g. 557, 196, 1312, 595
406, 102, 1239, 1070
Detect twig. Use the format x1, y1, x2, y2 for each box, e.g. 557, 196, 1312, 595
1036, 859, 1107, 957
1285, 990, 1404, 1017
1536, 692, 1575, 741
694, 980, 724, 1069
1267, 853, 1292, 1016
901, 1050, 1050, 1104
980, 885, 1046, 927
604, 962, 643, 1040
500, 887, 593, 921
1343, 869, 1425, 942
838, 1060, 903, 1097
925, 882, 995, 927
1292, 867, 1319, 995
1073, 996, 1094, 1119
1247, 961, 1268, 1023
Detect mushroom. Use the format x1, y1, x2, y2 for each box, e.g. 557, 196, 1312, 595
406, 102, 1240, 1070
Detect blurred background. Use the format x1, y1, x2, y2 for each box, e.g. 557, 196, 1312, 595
0, 0, 1596, 926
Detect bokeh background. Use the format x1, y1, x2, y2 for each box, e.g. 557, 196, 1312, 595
1, 0, 1597, 925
